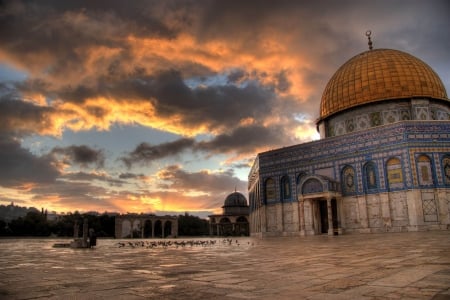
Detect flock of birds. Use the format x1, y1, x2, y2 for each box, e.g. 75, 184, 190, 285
116, 238, 252, 249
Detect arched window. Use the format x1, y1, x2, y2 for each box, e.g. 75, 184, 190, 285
442, 155, 450, 185
280, 176, 291, 201
417, 155, 434, 186
264, 178, 276, 203
296, 172, 306, 185
341, 166, 356, 195
364, 161, 378, 191
386, 157, 403, 189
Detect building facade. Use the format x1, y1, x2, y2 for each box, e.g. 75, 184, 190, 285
248, 48, 450, 237
209, 191, 250, 236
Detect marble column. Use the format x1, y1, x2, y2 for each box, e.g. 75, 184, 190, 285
327, 197, 333, 235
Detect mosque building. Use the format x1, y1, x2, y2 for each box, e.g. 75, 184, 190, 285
248, 33, 450, 237
209, 191, 250, 236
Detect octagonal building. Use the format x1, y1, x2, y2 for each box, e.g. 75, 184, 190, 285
248, 45, 450, 237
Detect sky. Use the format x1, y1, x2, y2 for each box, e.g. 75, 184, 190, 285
0, 0, 449, 218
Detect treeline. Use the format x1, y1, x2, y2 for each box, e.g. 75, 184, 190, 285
0, 211, 209, 237
0, 211, 115, 237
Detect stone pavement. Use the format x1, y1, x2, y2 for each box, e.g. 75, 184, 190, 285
0, 231, 449, 299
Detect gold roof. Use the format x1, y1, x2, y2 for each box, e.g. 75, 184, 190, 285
319, 49, 448, 120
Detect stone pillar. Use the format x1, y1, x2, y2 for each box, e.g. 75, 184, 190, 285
172, 219, 178, 237
299, 196, 305, 236
151, 220, 155, 238
337, 197, 344, 234
162, 221, 165, 238
327, 197, 333, 235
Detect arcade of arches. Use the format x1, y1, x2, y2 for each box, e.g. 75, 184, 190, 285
115, 215, 178, 238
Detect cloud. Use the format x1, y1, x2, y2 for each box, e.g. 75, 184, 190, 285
121, 138, 195, 167
118, 172, 147, 180
196, 124, 295, 155
157, 165, 246, 194
51, 145, 105, 168
0, 96, 57, 137
29, 180, 121, 212
0, 135, 60, 187
121, 122, 299, 167
62, 171, 125, 187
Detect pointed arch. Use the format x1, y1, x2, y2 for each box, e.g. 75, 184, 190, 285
442, 154, 450, 186
363, 161, 378, 191
264, 178, 276, 203
341, 165, 356, 195
417, 154, 434, 186
386, 157, 403, 190
296, 172, 307, 185
280, 175, 291, 201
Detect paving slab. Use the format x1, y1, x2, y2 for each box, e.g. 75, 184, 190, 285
0, 231, 449, 299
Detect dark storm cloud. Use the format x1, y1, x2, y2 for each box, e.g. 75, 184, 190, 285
51, 145, 105, 168
158, 165, 246, 193
121, 138, 196, 167
0, 135, 60, 187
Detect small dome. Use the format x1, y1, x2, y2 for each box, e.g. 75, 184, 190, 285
319, 49, 448, 121
223, 192, 248, 207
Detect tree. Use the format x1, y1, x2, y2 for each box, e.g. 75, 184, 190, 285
178, 213, 209, 236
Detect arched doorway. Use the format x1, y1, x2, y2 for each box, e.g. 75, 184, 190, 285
317, 199, 338, 234
144, 220, 152, 238
164, 221, 172, 237
154, 220, 162, 238
219, 217, 232, 236
235, 216, 249, 236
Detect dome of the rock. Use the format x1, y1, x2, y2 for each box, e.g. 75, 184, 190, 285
319, 49, 448, 121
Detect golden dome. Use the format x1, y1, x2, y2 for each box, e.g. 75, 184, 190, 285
319, 49, 448, 120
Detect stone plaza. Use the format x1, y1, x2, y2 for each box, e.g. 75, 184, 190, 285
0, 231, 449, 299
